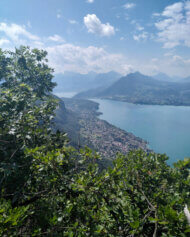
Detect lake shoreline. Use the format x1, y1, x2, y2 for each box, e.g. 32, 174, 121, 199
60, 97, 151, 160
92, 96, 190, 107
92, 98, 190, 165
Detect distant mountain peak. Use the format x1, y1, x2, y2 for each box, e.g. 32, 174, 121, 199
53, 71, 121, 93
127, 71, 142, 77
124, 72, 150, 80
153, 72, 182, 82
133, 71, 142, 75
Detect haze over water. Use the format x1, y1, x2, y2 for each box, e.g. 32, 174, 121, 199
93, 99, 190, 165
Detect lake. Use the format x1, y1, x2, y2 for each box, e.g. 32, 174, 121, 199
92, 99, 190, 165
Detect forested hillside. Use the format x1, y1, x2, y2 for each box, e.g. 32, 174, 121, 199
0, 47, 190, 236
75, 72, 190, 106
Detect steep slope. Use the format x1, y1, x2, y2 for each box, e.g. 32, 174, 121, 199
54, 97, 150, 163
54, 98, 83, 147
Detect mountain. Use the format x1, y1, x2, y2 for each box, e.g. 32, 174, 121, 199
75, 72, 190, 106
153, 72, 181, 82
73, 87, 105, 99
153, 72, 172, 82
53, 71, 121, 94
181, 76, 190, 83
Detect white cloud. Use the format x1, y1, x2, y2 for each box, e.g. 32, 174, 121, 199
130, 20, 136, 25
130, 20, 144, 31
124, 3, 136, 9
0, 22, 39, 44
69, 19, 78, 24
0, 22, 43, 50
84, 14, 115, 37
48, 34, 65, 43
164, 52, 173, 57
137, 54, 190, 78
133, 32, 148, 42
165, 55, 190, 77
155, 1, 190, 48
152, 13, 160, 17
1, 21, 189, 78
172, 55, 190, 67
86, 0, 94, 3
46, 43, 132, 75
155, 19, 174, 31
151, 58, 158, 62
0, 22, 130, 75
162, 2, 183, 18
136, 24, 144, 31
0, 38, 10, 47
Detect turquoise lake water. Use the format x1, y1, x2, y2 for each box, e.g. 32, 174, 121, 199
92, 99, 190, 165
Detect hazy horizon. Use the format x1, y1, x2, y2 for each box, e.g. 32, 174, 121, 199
1, 0, 190, 77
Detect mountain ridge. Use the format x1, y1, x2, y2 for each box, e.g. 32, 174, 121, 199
53, 71, 121, 93
74, 72, 190, 106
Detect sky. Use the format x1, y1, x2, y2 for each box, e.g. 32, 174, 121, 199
0, 0, 190, 77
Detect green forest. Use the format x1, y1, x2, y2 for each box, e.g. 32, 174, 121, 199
0, 47, 190, 236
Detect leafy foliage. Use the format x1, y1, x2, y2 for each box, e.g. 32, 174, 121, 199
0, 47, 190, 236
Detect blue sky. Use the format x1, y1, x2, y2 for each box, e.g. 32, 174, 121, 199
0, 0, 190, 77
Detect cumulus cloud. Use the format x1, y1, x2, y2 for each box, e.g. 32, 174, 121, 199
45, 40, 190, 77
46, 43, 132, 75
0, 21, 131, 75
162, 2, 183, 18
0, 38, 10, 47
1, 21, 189, 78
124, 3, 136, 9
0, 22, 43, 49
133, 32, 148, 42
0, 22, 39, 44
86, 0, 94, 3
171, 55, 190, 67
155, 1, 190, 48
84, 14, 115, 37
164, 55, 190, 77
137, 54, 190, 78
